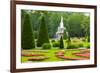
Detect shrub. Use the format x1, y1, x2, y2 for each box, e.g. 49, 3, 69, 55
51, 39, 56, 43
52, 42, 60, 47
85, 43, 90, 48
65, 40, 68, 43
87, 36, 90, 42
67, 44, 78, 49
59, 36, 64, 49
78, 43, 84, 47
57, 40, 60, 43
81, 38, 86, 42
42, 43, 51, 49
21, 13, 35, 49
72, 38, 80, 43
37, 15, 49, 47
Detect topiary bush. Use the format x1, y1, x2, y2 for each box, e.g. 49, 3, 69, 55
42, 43, 51, 49
52, 42, 60, 47
67, 44, 78, 49
51, 39, 56, 43
81, 38, 86, 42
85, 43, 90, 48
72, 38, 80, 43
87, 36, 90, 42
78, 43, 84, 47
37, 15, 49, 47
21, 13, 35, 49
59, 36, 64, 49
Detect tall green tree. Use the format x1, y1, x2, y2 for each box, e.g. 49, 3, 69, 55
21, 13, 35, 49
67, 13, 84, 37
59, 36, 64, 49
37, 14, 50, 47
67, 32, 71, 48
81, 16, 90, 42
63, 29, 68, 39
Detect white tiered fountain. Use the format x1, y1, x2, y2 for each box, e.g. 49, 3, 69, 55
56, 16, 66, 39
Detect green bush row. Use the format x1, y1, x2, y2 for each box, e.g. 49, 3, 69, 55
52, 42, 60, 47
42, 42, 90, 49
67, 42, 90, 49
67, 44, 79, 49
42, 43, 51, 49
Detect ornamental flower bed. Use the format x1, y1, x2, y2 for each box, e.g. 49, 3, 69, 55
57, 56, 88, 60
55, 50, 89, 60
72, 49, 90, 58
55, 51, 64, 56
73, 53, 90, 59
28, 56, 49, 61
21, 53, 44, 57
80, 49, 90, 53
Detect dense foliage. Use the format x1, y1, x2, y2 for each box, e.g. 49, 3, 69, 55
42, 43, 51, 49
23, 11, 90, 39
52, 42, 60, 47
67, 43, 78, 49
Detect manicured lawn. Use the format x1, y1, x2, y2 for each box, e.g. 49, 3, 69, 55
21, 48, 90, 63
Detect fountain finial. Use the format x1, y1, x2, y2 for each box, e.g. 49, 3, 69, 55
60, 16, 64, 28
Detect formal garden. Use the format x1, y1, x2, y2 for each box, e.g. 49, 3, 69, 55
21, 10, 90, 63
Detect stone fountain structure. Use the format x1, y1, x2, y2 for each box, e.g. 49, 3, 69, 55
56, 16, 66, 39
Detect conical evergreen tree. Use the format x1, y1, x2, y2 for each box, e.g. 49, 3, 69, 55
37, 15, 49, 47
63, 30, 67, 39
59, 36, 64, 49
21, 13, 35, 49
67, 33, 71, 49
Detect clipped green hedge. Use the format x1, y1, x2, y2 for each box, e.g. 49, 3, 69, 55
85, 43, 90, 48
78, 43, 84, 47
51, 39, 56, 43
52, 42, 60, 47
67, 44, 78, 49
42, 43, 51, 49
